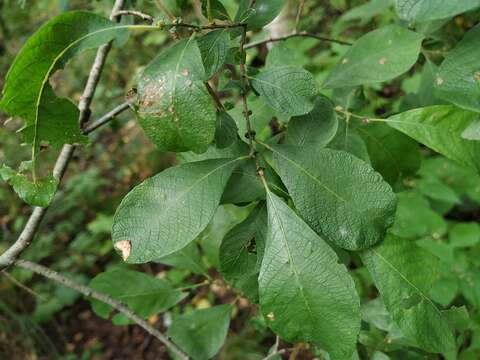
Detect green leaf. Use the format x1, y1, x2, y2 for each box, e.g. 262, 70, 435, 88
251, 66, 317, 117
197, 30, 230, 79
269, 144, 396, 250
415, 177, 460, 206
323, 25, 424, 88
449, 223, 480, 248
443, 306, 470, 332
201, 0, 231, 21
418, 156, 480, 204
112, 157, 244, 263
328, 118, 371, 163
361, 235, 456, 353
284, 96, 338, 147
229, 95, 277, 136
462, 121, 480, 140
235, 0, 286, 30
214, 111, 238, 149
156, 243, 208, 275
199, 204, 251, 267
417, 237, 455, 264
430, 275, 458, 307
219, 203, 267, 289
387, 105, 480, 172
260, 192, 361, 359
167, 305, 232, 360
222, 157, 286, 204
89, 269, 186, 325
400, 60, 444, 110
179, 141, 281, 204
136, 38, 216, 153
361, 298, 397, 333
0, 165, 58, 207
0, 12, 128, 156
265, 38, 316, 68
338, 0, 394, 23
357, 123, 421, 185
221, 161, 265, 203
390, 192, 447, 239
435, 25, 480, 113
395, 0, 480, 22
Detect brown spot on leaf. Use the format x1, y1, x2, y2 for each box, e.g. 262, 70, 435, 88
475, 71, 480, 82
266, 312, 275, 321
341, 58, 348, 64
114, 240, 131, 261
379, 57, 387, 65
182, 68, 189, 76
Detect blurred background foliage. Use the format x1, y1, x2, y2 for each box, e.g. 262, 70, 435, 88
1, 0, 480, 359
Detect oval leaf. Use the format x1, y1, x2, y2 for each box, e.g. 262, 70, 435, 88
197, 29, 230, 79
357, 123, 421, 185
269, 144, 396, 250
235, 0, 286, 29
0, 11, 128, 152
201, 0, 231, 21
136, 38, 216, 153
220, 203, 267, 281
214, 111, 238, 149
435, 24, 480, 113
395, 0, 480, 22
387, 105, 480, 172
251, 66, 318, 117
284, 96, 338, 147
112, 157, 244, 263
361, 235, 456, 353
260, 192, 361, 359
89, 269, 186, 325
328, 118, 371, 162
167, 305, 232, 360
323, 25, 424, 88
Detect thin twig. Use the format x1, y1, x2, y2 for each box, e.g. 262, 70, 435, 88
0, 0, 127, 271
1, 270, 44, 299
83, 101, 132, 134
244, 31, 352, 49
171, 22, 245, 30
238, 25, 264, 178
262, 349, 286, 360
114, 10, 154, 23
238, 26, 255, 156
294, 0, 305, 32
15, 260, 189, 360
78, 0, 127, 129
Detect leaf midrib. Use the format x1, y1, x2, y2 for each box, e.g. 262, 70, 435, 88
369, 248, 442, 316
262, 143, 348, 202
265, 191, 317, 337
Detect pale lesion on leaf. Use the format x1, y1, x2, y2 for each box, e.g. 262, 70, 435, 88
114, 240, 132, 261
137, 76, 168, 114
